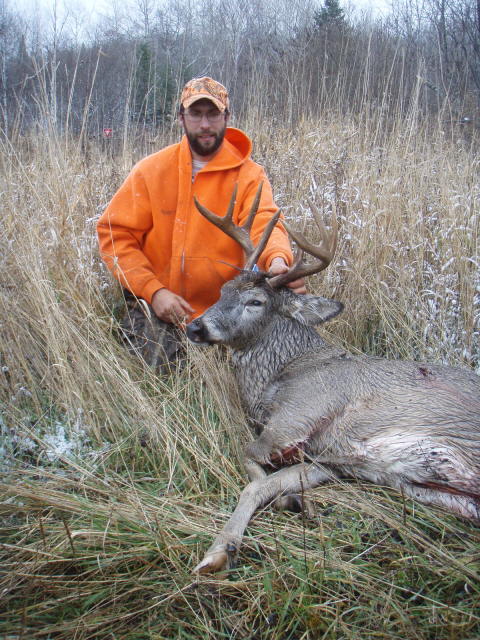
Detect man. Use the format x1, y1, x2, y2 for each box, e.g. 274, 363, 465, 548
97, 77, 304, 370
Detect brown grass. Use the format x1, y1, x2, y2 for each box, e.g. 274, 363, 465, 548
1, 105, 479, 638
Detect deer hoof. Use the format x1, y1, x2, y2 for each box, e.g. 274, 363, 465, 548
193, 541, 238, 574
193, 550, 228, 574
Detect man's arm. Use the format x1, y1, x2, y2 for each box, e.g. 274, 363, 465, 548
98, 166, 194, 323
237, 171, 306, 293
237, 171, 292, 271
97, 167, 165, 303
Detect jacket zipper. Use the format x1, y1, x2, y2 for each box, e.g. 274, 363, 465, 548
180, 175, 195, 299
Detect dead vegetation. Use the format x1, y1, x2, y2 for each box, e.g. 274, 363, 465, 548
0, 100, 479, 637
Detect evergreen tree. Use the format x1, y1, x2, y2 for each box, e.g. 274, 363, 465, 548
133, 41, 174, 126
134, 41, 153, 122
314, 0, 345, 29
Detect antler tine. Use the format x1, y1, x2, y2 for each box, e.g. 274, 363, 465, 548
244, 209, 281, 270
243, 181, 281, 269
194, 182, 280, 270
306, 197, 338, 257
268, 200, 338, 289
242, 181, 264, 236
194, 184, 255, 258
194, 183, 238, 228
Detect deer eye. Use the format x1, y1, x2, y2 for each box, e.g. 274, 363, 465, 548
246, 299, 263, 307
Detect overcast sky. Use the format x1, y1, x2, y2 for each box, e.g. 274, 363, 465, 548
351, 0, 391, 14
350, 0, 391, 11
17, 0, 393, 21
14, 0, 393, 43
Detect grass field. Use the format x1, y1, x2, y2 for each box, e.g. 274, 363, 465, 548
1, 109, 479, 638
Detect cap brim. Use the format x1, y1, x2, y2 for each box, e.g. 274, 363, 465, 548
182, 94, 226, 112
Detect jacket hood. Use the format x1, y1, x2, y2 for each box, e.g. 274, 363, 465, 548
223, 127, 252, 161
180, 127, 252, 172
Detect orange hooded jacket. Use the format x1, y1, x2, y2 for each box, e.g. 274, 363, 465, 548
97, 127, 293, 318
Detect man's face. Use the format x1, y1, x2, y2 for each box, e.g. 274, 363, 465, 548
180, 98, 229, 158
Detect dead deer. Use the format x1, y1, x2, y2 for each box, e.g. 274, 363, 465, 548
186, 185, 480, 574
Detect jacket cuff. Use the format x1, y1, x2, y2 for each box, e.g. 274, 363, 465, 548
142, 280, 165, 304
261, 251, 292, 272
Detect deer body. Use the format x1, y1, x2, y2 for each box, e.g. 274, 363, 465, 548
186, 188, 480, 573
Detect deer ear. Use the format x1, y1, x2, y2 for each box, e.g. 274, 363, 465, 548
283, 295, 344, 326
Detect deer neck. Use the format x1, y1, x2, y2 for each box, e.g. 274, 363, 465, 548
230, 315, 328, 422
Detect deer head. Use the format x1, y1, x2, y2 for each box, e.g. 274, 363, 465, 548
187, 184, 342, 349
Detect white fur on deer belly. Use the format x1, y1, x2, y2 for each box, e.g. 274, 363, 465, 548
346, 433, 477, 488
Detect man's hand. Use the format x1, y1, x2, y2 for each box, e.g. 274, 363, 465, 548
152, 289, 194, 324
268, 257, 307, 294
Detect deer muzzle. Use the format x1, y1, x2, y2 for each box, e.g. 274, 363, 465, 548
186, 317, 213, 345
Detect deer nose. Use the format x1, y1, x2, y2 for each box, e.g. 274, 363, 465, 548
186, 318, 206, 343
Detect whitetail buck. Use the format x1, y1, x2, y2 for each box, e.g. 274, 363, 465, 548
186, 184, 480, 574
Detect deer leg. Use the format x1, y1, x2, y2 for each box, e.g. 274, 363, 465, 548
244, 457, 315, 516
244, 458, 268, 482
402, 481, 480, 521
194, 462, 337, 574
244, 422, 315, 515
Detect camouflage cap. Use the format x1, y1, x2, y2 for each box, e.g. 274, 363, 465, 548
180, 77, 229, 113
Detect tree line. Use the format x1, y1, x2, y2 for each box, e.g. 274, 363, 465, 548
0, 0, 479, 139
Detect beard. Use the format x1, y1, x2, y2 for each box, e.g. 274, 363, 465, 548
184, 124, 227, 157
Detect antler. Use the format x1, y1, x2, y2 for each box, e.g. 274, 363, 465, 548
267, 198, 338, 289
194, 182, 281, 270
194, 187, 337, 285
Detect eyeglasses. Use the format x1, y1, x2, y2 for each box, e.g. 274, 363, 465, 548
183, 112, 225, 123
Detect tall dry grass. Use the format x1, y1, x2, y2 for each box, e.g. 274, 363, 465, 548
1, 96, 479, 638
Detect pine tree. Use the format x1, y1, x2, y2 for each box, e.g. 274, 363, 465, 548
313, 0, 345, 29
133, 41, 174, 126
